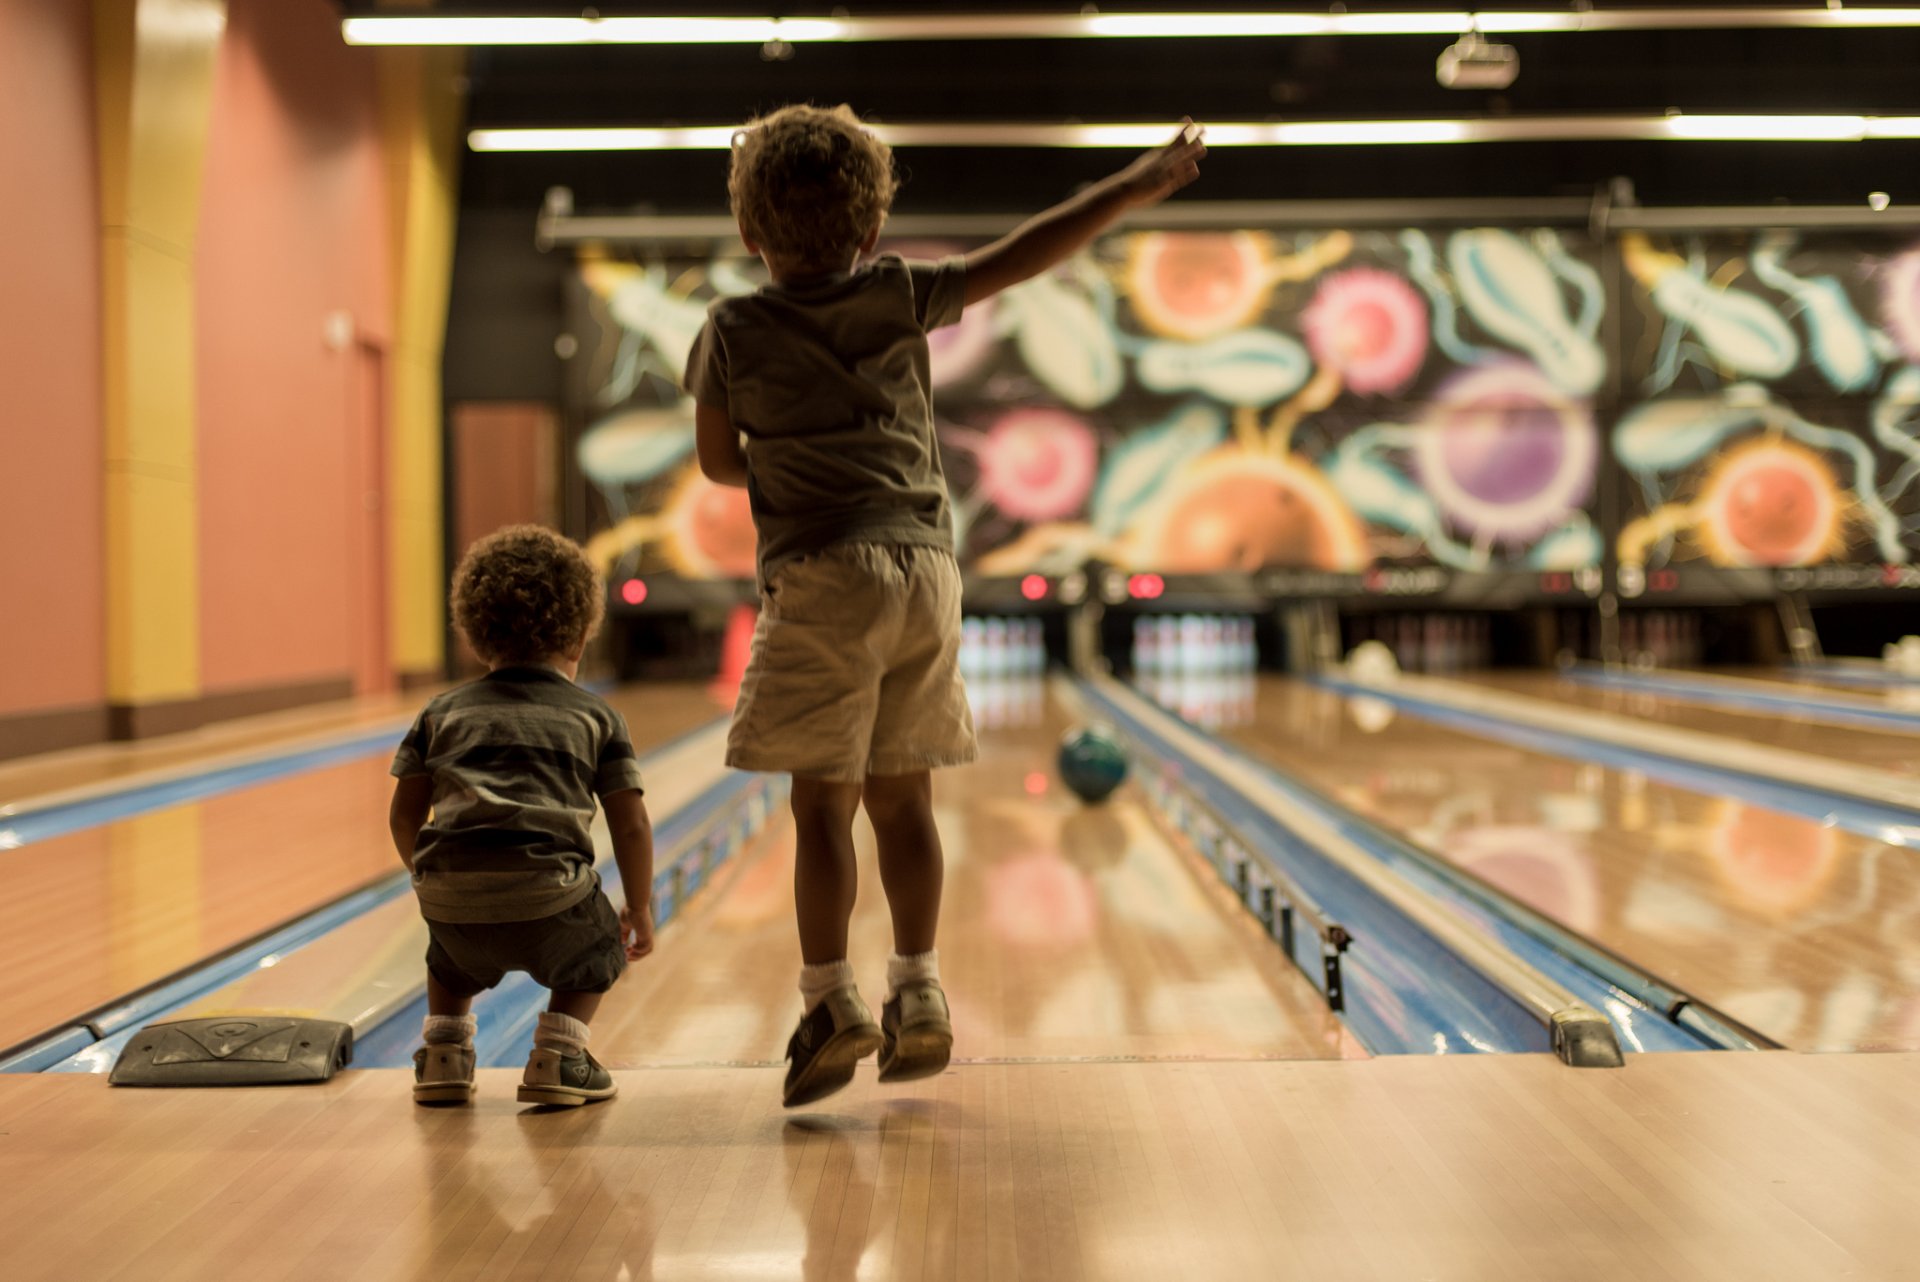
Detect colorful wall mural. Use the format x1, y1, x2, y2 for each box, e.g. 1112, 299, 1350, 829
566, 223, 1920, 594
1616, 234, 1920, 578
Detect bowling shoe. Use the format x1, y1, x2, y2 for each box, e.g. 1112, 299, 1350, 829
783, 986, 883, 1108
412, 1043, 476, 1106
878, 979, 953, 1084
517, 1046, 619, 1107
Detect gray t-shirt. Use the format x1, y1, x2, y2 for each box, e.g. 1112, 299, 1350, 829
683, 254, 967, 583
390, 667, 645, 924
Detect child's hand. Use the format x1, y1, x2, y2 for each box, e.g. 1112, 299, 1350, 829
620, 901, 656, 960
1114, 119, 1206, 208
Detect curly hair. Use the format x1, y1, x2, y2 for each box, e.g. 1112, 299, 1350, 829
450, 526, 605, 667
729, 103, 897, 270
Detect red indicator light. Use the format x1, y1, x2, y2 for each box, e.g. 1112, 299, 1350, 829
1128, 574, 1165, 600
1020, 574, 1048, 602
621, 579, 648, 606
1024, 772, 1049, 796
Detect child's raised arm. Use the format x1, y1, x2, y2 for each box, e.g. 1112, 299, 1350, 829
962, 120, 1205, 306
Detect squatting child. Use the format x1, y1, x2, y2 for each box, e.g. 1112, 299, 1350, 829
684, 104, 1204, 1106
390, 525, 655, 1108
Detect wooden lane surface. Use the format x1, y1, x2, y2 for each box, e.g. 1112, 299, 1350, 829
588, 692, 1360, 1067
0, 684, 725, 1052
1226, 679, 1920, 1052
3, 1051, 1918, 1281
1463, 671, 1920, 777
0, 689, 433, 810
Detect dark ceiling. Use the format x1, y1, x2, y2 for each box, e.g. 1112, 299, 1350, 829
333, 5, 1920, 216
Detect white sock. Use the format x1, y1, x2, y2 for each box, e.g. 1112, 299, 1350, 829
423, 1014, 476, 1047
799, 959, 856, 1012
534, 1011, 591, 1053
886, 950, 939, 999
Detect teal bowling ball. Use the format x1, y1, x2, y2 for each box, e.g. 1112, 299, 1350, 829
1057, 725, 1129, 804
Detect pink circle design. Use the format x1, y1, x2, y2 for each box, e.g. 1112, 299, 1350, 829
1301, 268, 1429, 395
976, 408, 1099, 521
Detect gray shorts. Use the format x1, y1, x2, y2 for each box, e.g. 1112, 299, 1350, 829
729, 543, 977, 783
424, 891, 627, 997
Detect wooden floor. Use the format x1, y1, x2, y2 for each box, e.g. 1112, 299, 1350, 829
3, 1052, 1917, 1281
591, 695, 1359, 1066
1467, 671, 1920, 777
0, 685, 726, 1052
1229, 678, 1920, 1052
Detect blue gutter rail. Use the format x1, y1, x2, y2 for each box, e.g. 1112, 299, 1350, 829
0, 679, 620, 852
0, 874, 413, 1073
1079, 679, 1629, 1058
1313, 674, 1920, 845
1568, 666, 1920, 734
0, 724, 411, 852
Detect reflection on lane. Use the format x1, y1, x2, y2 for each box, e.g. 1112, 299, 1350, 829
1224, 678, 1920, 1052
583, 690, 1360, 1066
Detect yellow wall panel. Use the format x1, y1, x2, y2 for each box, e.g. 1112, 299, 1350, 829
93, 0, 225, 713
378, 46, 464, 678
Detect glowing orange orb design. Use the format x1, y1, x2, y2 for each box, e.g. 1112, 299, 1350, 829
1697, 439, 1847, 567
665, 469, 758, 578
1126, 232, 1274, 341
1139, 451, 1369, 573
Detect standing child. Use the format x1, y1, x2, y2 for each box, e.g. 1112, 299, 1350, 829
684, 104, 1204, 1106
390, 525, 656, 1108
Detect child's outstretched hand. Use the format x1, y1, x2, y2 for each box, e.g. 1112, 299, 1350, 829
620, 900, 656, 960
1115, 119, 1206, 207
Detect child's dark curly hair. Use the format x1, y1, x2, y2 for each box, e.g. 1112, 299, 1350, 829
450, 526, 604, 667
729, 103, 897, 271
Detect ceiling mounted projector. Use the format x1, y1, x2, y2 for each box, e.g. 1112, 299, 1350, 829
1436, 31, 1519, 90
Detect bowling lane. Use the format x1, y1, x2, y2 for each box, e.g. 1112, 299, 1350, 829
1222, 678, 1920, 1052
0, 684, 725, 1053
583, 683, 1361, 1067
0, 687, 434, 809
1456, 672, 1920, 777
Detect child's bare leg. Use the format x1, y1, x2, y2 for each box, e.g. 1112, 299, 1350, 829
426, 973, 474, 1018
863, 770, 942, 957
790, 776, 865, 965
546, 990, 603, 1024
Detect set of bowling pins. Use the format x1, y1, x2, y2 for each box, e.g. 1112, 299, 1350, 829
1130, 615, 1259, 675
1129, 615, 1259, 730
961, 616, 1047, 730
959, 616, 1048, 678
1621, 611, 1702, 670
1350, 613, 1491, 675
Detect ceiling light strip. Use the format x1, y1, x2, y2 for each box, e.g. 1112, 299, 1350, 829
346, 9, 1920, 46
468, 116, 1920, 152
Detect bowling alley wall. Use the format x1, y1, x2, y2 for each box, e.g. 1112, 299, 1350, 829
0, 0, 462, 759
565, 226, 1920, 593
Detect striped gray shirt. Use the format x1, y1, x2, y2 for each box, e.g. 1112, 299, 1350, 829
391, 668, 644, 924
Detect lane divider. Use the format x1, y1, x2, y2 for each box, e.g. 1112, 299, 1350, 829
1074, 675, 1628, 1065
1566, 666, 1920, 735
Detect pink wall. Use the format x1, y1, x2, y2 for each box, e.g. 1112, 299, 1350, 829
0, 2, 104, 719
196, 0, 392, 695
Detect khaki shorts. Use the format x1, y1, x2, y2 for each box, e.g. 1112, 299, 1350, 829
728, 543, 977, 783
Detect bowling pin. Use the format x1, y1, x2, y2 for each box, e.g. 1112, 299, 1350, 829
960, 616, 983, 677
